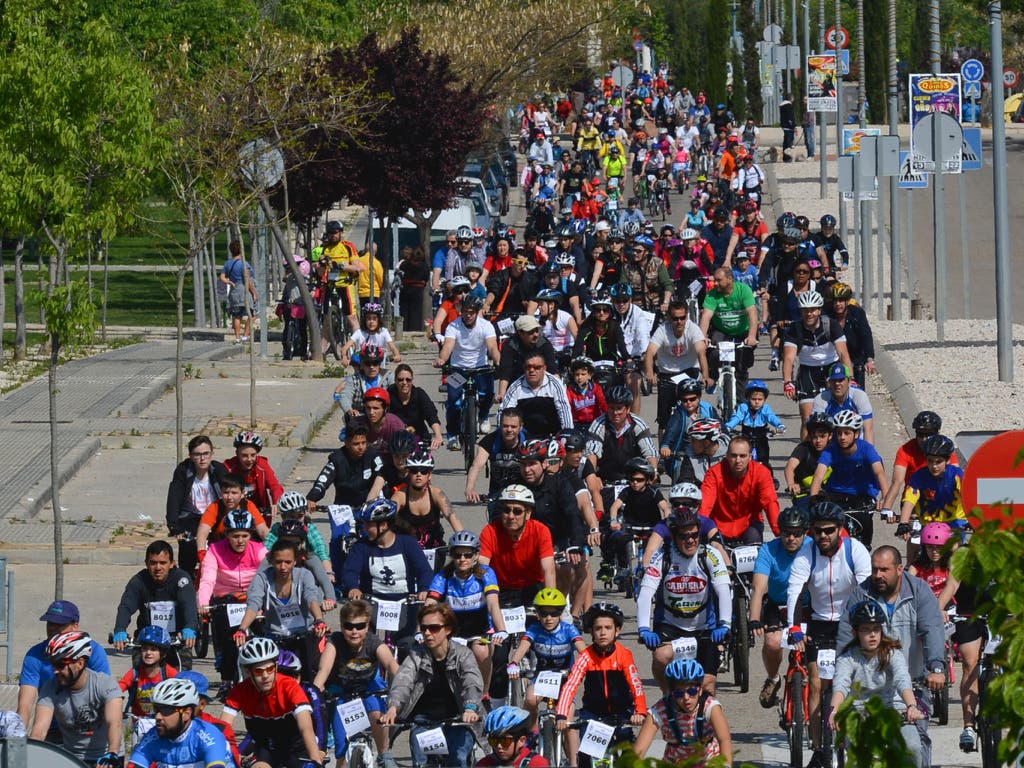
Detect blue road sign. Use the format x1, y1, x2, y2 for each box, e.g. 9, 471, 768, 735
838, 49, 850, 76
961, 58, 984, 83
899, 150, 928, 189
964, 81, 982, 100
962, 127, 983, 171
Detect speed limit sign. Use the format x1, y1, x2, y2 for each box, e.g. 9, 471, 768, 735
825, 26, 850, 50
1004, 69, 1019, 88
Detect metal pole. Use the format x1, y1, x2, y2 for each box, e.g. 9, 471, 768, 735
930, 0, 946, 342
888, 0, 903, 320
819, 0, 827, 198
857, 0, 866, 127
906, 189, 915, 301
876, 183, 885, 319
989, 1, 1014, 381
959, 173, 970, 318
257, 205, 269, 358
860, 199, 872, 313
835, 0, 846, 243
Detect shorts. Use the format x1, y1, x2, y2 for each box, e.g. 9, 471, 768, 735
796, 362, 833, 403
655, 622, 721, 675
761, 598, 786, 630
952, 617, 986, 645
254, 745, 311, 768
228, 304, 251, 319
806, 619, 839, 665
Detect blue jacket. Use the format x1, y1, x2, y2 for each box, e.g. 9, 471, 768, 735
725, 402, 785, 431
662, 400, 719, 452
341, 534, 434, 599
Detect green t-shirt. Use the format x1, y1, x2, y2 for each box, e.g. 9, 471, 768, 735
703, 281, 755, 336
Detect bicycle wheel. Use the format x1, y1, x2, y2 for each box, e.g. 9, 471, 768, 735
323, 301, 341, 360
720, 369, 736, 422
195, 619, 210, 660
733, 593, 750, 693
509, 674, 525, 708
978, 668, 1001, 768
541, 716, 561, 765
789, 670, 804, 768
934, 678, 949, 725
462, 388, 478, 471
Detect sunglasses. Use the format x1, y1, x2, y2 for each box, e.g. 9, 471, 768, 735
420, 623, 447, 633
250, 664, 276, 676
343, 621, 369, 631
50, 659, 77, 669
682, 396, 700, 403
537, 609, 562, 618
488, 735, 517, 749
781, 529, 806, 538
453, 551, 476, 560
409, 468, 431, 475
794, 269, 811, 275
672, 686, 702, 698
525, 364, 545, 372
594, 307, 611, 314
674, 531, 700, 541
670, 316, 687, 323
154, 704, 181, 716
396, 377, 413, 383
629, 476, 648, 484
812, 526, 839, 536
501, 506, 528, 516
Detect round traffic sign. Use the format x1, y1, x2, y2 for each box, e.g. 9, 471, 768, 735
1003, 68, 1019, 88
962, 430, 1024, 528
825, 26, 849, 50
960, 58, 984, 83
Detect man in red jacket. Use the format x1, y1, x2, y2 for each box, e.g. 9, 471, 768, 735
700, 435, 780, 544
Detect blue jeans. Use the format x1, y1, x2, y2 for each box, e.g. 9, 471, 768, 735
409, 720, 476, 768
445, 372, 494, 435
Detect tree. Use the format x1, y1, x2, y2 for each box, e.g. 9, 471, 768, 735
738, 0, 763, 120
704, 0, 731, 104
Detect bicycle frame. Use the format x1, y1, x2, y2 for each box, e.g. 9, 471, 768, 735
780, 648, 811, 768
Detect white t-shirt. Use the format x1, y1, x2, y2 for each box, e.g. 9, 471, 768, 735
445, 317, 496, 369
650, 319, 706, 373
351, 328, 394, 363
675, 125, 700, 152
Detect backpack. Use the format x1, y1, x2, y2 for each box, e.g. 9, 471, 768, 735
663, 689, 712, 745
125, 662, 170, 715
810, 535, 855, 572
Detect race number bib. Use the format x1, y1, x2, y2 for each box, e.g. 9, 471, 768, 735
501, 606, 527, 634
497, 318, 516, 336
534, 670, 564, 700
226, 603, 247, 628
329, 504, 354, 532
985, 634, 1002, 655
687, 279, 703, 296
447, 371, 467, 388
337, 698, 371, 738
671, 636, 698, 659
278, 600, 306, 631
415, 727, 449, 755
579, 720, 615, 759
147, 601, 176, 633
718, 341, 736, 362
816, 648, 836, 680
732, 546, 758, 574
375, 600, 403, 632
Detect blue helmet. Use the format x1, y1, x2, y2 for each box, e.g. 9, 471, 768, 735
138, 625, 172, 650
484, 706, 532, 736
634, 235, 655, 248
745, 379, 769, 396
609, 282, 633, 299
277, 650, 302, 675
665, 658, 705, 683
358, 499, 397, 523
176, 670, 211, 700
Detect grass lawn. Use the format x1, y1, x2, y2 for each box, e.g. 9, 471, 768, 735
106, 201, 194, 266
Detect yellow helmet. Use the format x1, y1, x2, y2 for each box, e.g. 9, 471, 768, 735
533, 588, 567, 609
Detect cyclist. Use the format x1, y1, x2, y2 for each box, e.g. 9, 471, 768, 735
565, 357, 608, 431
620, 238, 672, 317
781, 290, 853, 428
355, 388, 409, 456
29, 631, 124, 768
673, 418, 728, 486
484, 254, 540, 321
388, 365, 444, 451
645, 299, 711, 435
836, 546, 946, 768
320, 220, 364, 334
749, 507, 811, 709
435, 293, 500, 451
341, 499, 433, 602
660, 381, 719, 472
812, 214, 849, 274
879, 410, 958, 522
225, 431, 284, 521
724, 379, 786, 471
127, 678, 233, 768
700, 435, 780, 544
536, 287, 578, 365
307, 422, 386, 512
264, 491, 335, 598
335, 345, 394, 423
222, 637, 325, 768
810, 362, 875, 443
808, 410, 889, 549
826, 283, 875, 385
723, 198, 768, 268
785, 502, 871, 768
633, 659, 733, 768
314, 599, 400, 768
498, 351, 575, 438
496, 314, 559, 401
118, 625, 179, 719
174, 670, 242, 766
601, 458, 671, 583
584, 385, 658, 510
379, 604, 482, 768
897, 434, 969, 559
606, 283, 653, 411
166, 435, 230, 576
700, 267, 758, 393
112, 540, 198, 660
571, 292, 628, 367
479, 485, 558, 602
342, 302, 401, 368
466, 407, 525, 505
783, 412, 834, 511
427, 531, 508, 697
639, 488, 729, 569
392, 450, 463, 551
479, 706, 550, 768
636, 508, 731, 694
195, 474, 269, 561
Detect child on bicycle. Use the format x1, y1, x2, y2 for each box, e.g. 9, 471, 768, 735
118, 625, 179, 719
262, 490, 336, 603
313, 599, 400, 768
343, 302, 400, 368
556, 603, 646, 768
673, 145, 691, 191
898, 434, 969, 560
479, 706, 550, 768
784, 412, 834, 511
565, 357, 607, 430
829, 601, 924, 765
466, 261, 487, 301
507, 589, 585, 739
600, 458, 671, 583
633, 659, 733, 768
724, 379, 786, 470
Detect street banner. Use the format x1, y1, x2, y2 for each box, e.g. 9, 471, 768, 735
807, 54, 838, 112
909, 73, 963, 173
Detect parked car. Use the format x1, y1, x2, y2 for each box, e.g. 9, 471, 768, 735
370, 198, 478, 255
497, 139, 518, 187
457, 176, 500, 233
464, 159, 508, 217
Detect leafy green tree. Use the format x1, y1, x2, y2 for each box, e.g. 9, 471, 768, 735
739, 0, 763, 120
704, 0, 731, 104
864, 1, 888, 122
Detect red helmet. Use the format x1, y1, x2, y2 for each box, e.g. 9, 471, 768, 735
518, 439, 550, 462
364, 387, 390, 407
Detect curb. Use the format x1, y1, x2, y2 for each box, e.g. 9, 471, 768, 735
15, 437, 102, 521
0, 545, 143, 566
276, 396, 337, 485
872, 345, 920, 439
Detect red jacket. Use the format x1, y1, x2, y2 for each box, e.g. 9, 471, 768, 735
700, 460, 780, 538
224, 455, 283, 511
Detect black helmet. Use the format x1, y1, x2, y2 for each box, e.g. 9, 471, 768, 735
677, 378, 703, 399
582, 601, 624, 630
605, 385, 633, 405
809, 501, 845, 525
556, 222, 574, 238
805, 412, 834, 433
461, 294, 485, 311
912, 411, 942, 432
625, 457, 656, 480
388, 430, 417, 456
778, 507, 809, 531
795, 215, 810, 230
848, 600, 886, 627
921, 434, 955, 459
667, 506, 700, 532
609, 282, 633, 299
820, 214, 837, 228
560, 431, 587, 452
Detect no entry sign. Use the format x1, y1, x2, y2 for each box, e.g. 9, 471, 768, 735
962, 430, 1024, 528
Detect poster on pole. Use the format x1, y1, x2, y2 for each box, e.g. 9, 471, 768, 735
807, 54, 838, 112
909, 73, 963, 173
841, 127, 881, 200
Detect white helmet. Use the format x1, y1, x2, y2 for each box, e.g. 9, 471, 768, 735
151, 678, 200, 708
797, 290, 824, 309
669, 483, 703, 504
680, 228, 699, 241
238, 636, 279, 667
278, 491, 307, 517
498, 484, 535, 507
831, 410, 864, 432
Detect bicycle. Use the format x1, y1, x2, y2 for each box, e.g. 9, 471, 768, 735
444, 364, 494, 471
320, 266, 351, 360
566, 716, 635, 768
709, 341, 752, 423
324, 687, 383, 768
976, 619, 1002, 768
526, 668, 570, 766
778, 647, 811, 768
388, 717, 481, 768
607, 525, 653, 599
720, 541, 759, 693
366, 596, 426, 662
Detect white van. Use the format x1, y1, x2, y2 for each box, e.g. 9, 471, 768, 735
370, 198, 477, 255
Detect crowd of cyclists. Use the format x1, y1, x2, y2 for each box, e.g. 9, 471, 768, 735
9, 68, 996, 768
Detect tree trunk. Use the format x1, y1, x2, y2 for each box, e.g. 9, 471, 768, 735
0, 240, 5, 365
101, 239, 109, 343
49, 331, 64, 599
14, 237, 26, 361
176, 263, 188, 463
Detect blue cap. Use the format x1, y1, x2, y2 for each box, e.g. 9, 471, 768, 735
176, 670, 211, 700
828, 362, 852, 381
39, 600, 80, 624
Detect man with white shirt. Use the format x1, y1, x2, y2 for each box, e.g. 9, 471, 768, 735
434, 294, 501, 451
527, 133, 554, 166
644, 298, 711, 433
499, 350, 574, 438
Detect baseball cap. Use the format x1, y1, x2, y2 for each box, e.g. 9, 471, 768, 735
828, 362, 852, 381
40, 600, 80, 624
594, 221, 611, 232
515, 315, 542, 333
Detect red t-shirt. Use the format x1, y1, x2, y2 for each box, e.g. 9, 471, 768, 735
480, 520, 554, 589
119, 664, 179, 716
478, 747, 550, 768
894, 438, 959, 479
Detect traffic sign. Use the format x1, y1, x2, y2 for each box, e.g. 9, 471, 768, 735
1003, 68, 1019, 88
898, 150, 928, 189
912, 112, 963, 173
837, 49, 850, 76
825, 26, 849, 50
962, 127, 983, 171
961, 58, 984, 83
764, 24, 783, 44
962, 430, 1024, 528
964, 81, 982, 100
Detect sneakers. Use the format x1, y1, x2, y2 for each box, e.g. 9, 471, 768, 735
960, 726, 977, 752
378, 752, 399, 768
597, 561, 615, 581
759, 677, 782, 708
479, 419, 493, 434
768, 356, 780, 372
446, 435, 461, 451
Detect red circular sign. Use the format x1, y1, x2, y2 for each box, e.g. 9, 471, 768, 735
825, 26, 849, 50
962, 430, 1024, 528
1003, 68, 1019, 88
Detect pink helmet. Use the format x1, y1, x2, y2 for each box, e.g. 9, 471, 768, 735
921, 522, 952, 547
